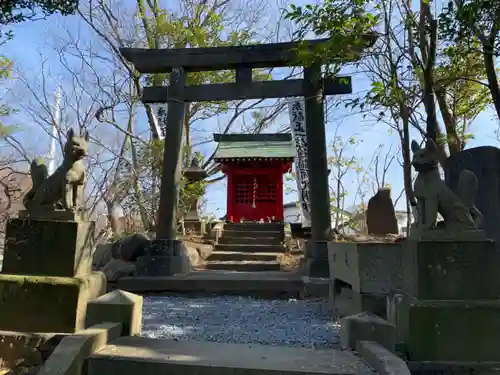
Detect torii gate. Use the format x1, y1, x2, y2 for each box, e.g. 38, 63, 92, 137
120, 36, 374, 273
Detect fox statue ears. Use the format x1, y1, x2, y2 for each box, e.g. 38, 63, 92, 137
66, 128, 89, 141
411, 138, 438, 153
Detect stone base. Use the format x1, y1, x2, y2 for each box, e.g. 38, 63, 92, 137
134, 239, 191, 277
300, 257, 329, 278
402, 239, 500, 300
340, 312, 396, 352
18, 209, 88, 222
331, 281, 387, 319
2, 218, 95, 277
182, 220, 206, 235
389, 295, 500, 361
301, 240, 329, 277
0, 272, 106, 333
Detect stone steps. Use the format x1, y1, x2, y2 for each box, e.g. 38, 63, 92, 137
214, 243, 286, 253
86, 337, 371, 375
205, 260, 281, 272
115, 271, 330, 298
224, 222, 284, 233
222, 229, 283, 239
203, 222, 285, 273
207, 251, 279, 262
218, 235, 282, 245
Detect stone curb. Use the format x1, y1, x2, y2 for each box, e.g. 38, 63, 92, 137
356, 341, 410, 375
37, 322, 122, 375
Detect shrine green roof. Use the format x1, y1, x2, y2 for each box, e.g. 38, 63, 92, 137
213, 133, 295, 161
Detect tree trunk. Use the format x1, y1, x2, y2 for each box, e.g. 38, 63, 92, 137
483, 44, 500, 121
435, 87, 461, 154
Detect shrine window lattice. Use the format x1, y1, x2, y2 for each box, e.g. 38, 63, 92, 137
234, 176, 277, 204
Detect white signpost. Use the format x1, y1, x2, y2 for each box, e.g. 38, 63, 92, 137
287, 98, 311, 227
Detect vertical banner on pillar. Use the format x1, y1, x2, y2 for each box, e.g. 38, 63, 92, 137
149, 103, 168, 140
287, 98, 311, 228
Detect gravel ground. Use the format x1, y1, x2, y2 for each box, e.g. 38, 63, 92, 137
141, 296, 340, 348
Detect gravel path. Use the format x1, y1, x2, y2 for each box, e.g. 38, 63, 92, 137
141, 296, 340, 349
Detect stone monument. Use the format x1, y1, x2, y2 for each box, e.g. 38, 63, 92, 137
182, 157, 207, 234
366, 186, 398, 236
0, 128, 106, 333
387, 138, 500, 362
443, 146, 500, 244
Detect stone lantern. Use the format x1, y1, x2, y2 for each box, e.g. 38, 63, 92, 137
182, 158, 207, 232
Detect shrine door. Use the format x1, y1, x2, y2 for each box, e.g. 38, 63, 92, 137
231, 173, 282, 222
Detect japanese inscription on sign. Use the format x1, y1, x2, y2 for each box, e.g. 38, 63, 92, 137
149, 103, 168, 140
287, 98, 311, 227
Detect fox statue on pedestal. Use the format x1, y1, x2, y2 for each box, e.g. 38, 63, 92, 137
23, 128, 88, 213
410, 138, 482, 234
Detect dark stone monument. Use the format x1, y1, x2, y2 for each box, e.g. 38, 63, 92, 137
134, 239, 190, 276
443, 146, 500, 243
366, 187, 399, 236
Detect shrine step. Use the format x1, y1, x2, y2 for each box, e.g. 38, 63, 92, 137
222, 230, 282, 239
218, 235, 282, 246
224, 223, 284, 233
87, 337, 371, 375
207, 251, 279, 262
205, 261, 281, 272
215, 244, 287, 253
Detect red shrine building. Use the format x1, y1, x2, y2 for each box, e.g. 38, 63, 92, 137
213, 133, 295, 222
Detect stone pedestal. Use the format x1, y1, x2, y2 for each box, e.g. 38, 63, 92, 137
3, 218, 94, 277
0, 217, 106, 333
327, 241, 403, 319
389, 238, 500, 362
301, 240, 329, 277
134, 239, 191, 277
182, 219, 206, 235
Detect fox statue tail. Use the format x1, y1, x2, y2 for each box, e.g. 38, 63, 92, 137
23, 159, 49, 208
456, 169, 482, 226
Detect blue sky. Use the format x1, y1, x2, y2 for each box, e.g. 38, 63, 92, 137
2, 0, 500, 219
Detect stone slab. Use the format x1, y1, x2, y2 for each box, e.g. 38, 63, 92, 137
340, 312, 396, 352
356, 341, 410, 375
328, 242, 403, 294
86, 290, 143, 336
402, 239, 500, 300
117, 271, 305, 299
87, 337, 373, 375
2, 218, 95, 277
38, 323, 122, 375
404, 299, 500, 361
0, 272, 106, 333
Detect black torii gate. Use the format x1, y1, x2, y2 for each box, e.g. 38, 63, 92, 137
120, 36, 374, 276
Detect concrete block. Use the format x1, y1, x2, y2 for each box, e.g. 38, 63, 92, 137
405, 299, 500, 361
37, 322, 122, 375
402, 239, 500, 300
2, 218, 95, 277
356, 341, 410, 375
86, 290, 143, 336
327, 242, 403, 294
0, 272, 106, 333
340, 312, 396, 352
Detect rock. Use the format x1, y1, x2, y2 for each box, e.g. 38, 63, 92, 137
111, 233, 151, 262
101, 259, 136, 282
366, 187, 399, 236
92, 243, 113, 271
184, 242, 204, 267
